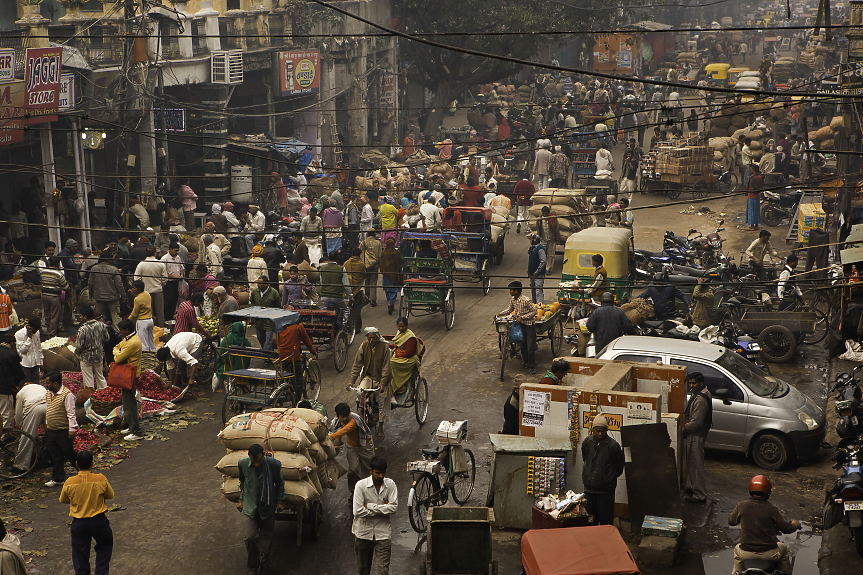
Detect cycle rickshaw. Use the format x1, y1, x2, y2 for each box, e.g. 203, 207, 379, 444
442, 207, 493, 295
399, 232, 458, 330
219, 307, 322, 424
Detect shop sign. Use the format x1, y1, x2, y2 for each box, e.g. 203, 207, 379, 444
0, 49, 14, 83
24, 47, 63, 119
279, 50, 320, 97
59, 74, 75, 110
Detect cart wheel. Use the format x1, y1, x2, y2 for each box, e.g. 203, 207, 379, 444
414, 377, 429, 425
550, 319, 564, 357
409, 473, 436, 533
443, 292, 455, 330
221, 392, 246, 425
308, 501, 323, 541
303, 359, 322, 402
798, 306, 828, 345
692, 179, 709, 199
345, 311, 357, 346
399, 295, 410, 318
333, 331, 349, 372
0, 429, 40, 479
718, 170, 739, 193
272, 386, 294, 410
757, 325, 796, 363
668, 187, 682, 200
482, 268, 491, 296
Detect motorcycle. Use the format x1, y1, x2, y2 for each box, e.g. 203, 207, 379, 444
738, 557, 791, 574
760, 190, 803, 228
830, 366, 863, 441
634, 246, 700, 273
663, 221, 726, 269
823, 438, 863, 556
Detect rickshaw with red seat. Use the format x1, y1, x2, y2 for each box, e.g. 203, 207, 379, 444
398, 232, 457, 330
442, 206, 493, 295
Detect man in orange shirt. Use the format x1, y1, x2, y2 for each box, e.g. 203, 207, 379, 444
59, 450, 114, 575
0, 286, 13, 335
276, 322, 316, 395
329, 402, 374, 500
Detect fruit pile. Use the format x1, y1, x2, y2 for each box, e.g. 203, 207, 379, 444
138, 369, 183, 401
91, 386, 123, 402
535, 301, 560, 321
195, 315, 221, 336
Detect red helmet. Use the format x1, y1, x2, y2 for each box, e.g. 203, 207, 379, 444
749, 475, 772, 498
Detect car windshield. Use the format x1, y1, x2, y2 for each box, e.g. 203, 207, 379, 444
715, 350, 779, 397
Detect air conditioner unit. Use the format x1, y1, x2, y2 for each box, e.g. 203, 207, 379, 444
211, 50, 243, 85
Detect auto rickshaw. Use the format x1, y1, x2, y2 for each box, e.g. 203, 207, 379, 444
557, 227, 635, 317
727, 67, 750, 87
704, 63, 730, 87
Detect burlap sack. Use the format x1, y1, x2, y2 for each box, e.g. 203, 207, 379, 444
286, 407, 329, 442
528, 204, 578, 218
219, 413, 314, 452
814, 126, 833, 141
42, 349, 75, 373
830, 116, 844, 131
221, 477, 241, 502
320, 437, 337, 459
283, 478, 320, 504
306, 441, 328, 465
215, 450, 313, 481
307, 462, 324, 495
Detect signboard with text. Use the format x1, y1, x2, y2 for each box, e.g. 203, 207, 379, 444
279, 50, 320, 97
59, 74, 75, 111
0, 49, 14, 83
24, 47, 63, 121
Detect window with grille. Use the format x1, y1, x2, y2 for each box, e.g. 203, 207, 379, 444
161, 22, 181, 59
192, 19, 208, 56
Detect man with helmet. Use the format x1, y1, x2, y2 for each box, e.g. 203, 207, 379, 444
584, 292, 635, 355
728, 475, 800, 574
683, 372, 712, 504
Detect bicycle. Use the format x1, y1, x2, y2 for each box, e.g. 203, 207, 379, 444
407, 425, 476, 533
0, 429, 41, 480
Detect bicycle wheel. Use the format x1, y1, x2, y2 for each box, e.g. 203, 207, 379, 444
414, 377, 429, 425
408, 472, 437, 533
333, 331, 349, 372
303, 359, 322, 402
499, 331, 509, 381
345, 312, 357, 346
0, 429, 40, 479
450, 448, 476, 505
800, 306, 828, 345
718, 171, 738, 193
222, 391, 247, 425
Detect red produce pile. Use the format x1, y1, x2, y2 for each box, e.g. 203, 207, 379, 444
141, 400, 163, 414
137, 369, 183, 401
73, 428, 100, 452
91, 386, 123, 402
62, 372, 84, 395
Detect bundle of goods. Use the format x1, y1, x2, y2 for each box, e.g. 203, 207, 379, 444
720, 16, 732, 26
428, 161, 454, 182
651, 146, 714, 183
709, 137, 739, 172
490, 207, 512, 244
217, 408, 346, 504
403, 149, 431, 166
358, 149, 390, 169
798, 203, 827, 243
527, 188, 592, 241
534, 491, 590, 520
798, 50, 816, 67
620, 298, 655, 326
808, 117, 843, 151
771, 58, 796, 82
676, 51, 698, 66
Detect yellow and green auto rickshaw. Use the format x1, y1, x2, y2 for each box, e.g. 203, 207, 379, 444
704, 63, 731, 87
558, 227, 634, 318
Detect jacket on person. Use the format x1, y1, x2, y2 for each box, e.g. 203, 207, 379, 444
728, 498, 798, 552
581, 433, 625, 493
88, 263, 124, 302
527, 244, 547, 277
683, 388, 713, 438
0, 344, 25, 395
249, 286, 281, 331
585, 305, 635, 349
691, 284, 715, 328
237, 456, 286, 520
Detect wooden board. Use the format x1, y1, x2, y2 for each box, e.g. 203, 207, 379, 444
620, 424, 683, 531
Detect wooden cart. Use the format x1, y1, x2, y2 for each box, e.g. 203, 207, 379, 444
275, 499, 323, 547
738, 311, 817, 363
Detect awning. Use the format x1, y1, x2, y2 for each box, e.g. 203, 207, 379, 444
222, 307, 301, 333
267, 139, 313, 161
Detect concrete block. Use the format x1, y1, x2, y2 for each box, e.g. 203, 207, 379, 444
637, 535, 680, 568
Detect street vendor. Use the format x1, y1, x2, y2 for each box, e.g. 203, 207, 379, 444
212, 321, 252, 392
388, 317, 420, 397
348, 327, 392, 441
113, 319, 143, 442
497, 281, 538, 375
236, 443, 286, 575
539, 359, 570, 385
156, 332, 205, 388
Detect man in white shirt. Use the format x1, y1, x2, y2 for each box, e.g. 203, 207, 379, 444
202, 234, 223, 278
359, 198, 374, 240
14, 381, 46, 472
290, 171, 308, 196
244, 205, 267, 253
134, 246, 168, 327
222, 202, 241, 230
156, 331, 204, 389
15, 318, 42, 384
35, 240, 56, 268
777, 254, 804, 310
353, 455, 397, 575
160, 243, 185, 319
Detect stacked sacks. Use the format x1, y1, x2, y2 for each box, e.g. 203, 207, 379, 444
808, 117, 843, 151
490, 207, 512, 245
709, 136, 738, 173
772, 58, 796, 83
216, 408, 346, 504
527, 188, 592, 242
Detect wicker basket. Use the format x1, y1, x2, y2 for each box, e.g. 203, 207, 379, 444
90, 399, 122, 417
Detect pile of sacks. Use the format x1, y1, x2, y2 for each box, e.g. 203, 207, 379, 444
358, 149, 391, 169
217, 408, 346, 505
709, 136, 738, 172
621, 298, 655, 326
809, 116, 844, 151
527, 188, 592, 243
772, 58, 796, 83
490, 206, 513, 245
676, 51, 698, 67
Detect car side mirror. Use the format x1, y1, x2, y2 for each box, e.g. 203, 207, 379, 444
714, 388, 732, 405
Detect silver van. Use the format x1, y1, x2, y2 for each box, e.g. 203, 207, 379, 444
598, 336, 825, 470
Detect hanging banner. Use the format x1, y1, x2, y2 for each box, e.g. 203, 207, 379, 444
0, 49, 14, 83
24, 47, 63, 121
279, 50, 320, 97
59, 74, 75, 110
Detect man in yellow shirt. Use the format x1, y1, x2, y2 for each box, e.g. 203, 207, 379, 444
113, 319, 143, 441
59, 450, 114, 575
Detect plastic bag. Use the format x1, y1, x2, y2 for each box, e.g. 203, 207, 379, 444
510, 322, 524, 345
178, 279, 190, 301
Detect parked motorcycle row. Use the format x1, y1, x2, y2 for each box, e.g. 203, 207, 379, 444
824, 366, 863, 557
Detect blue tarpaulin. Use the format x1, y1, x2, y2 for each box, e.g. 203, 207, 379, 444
267, 139, 312, 160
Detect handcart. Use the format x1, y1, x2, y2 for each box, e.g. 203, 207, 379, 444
738, 310, 818, 363
442, 207, 493, 295
494, 309, 564, 381
638, 142, 721, 199
419, 507, 497, 575
399, 232, 458, 330
219, 307, 321, 424
274, 499, 324, 546
286, 299, 352, 372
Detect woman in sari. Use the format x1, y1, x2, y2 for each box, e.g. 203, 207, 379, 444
379, 238, 403, 315
212, 321, 252, 391
389, 317, 421, 397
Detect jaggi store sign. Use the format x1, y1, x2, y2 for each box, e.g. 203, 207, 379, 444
0, 49, 14, 83
279, 50, 320, 97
